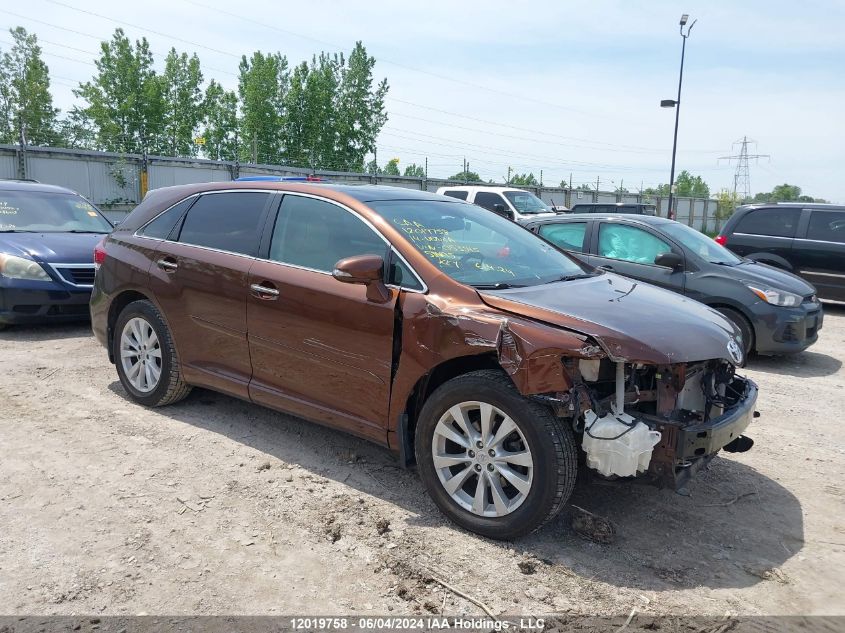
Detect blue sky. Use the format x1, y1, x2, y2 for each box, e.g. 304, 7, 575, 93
3, 0, 843, 201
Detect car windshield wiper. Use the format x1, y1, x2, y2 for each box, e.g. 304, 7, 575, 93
62, 230, 110, 233
471, 282, 524, 290
0, 229, 40, 232
544, 272, 597, 283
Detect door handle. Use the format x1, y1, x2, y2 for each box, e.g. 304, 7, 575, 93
157, 258, 178, 272
597, 264, 614, 271
250, 282, 280, 300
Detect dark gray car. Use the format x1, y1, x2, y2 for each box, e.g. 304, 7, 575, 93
523, 214, 823, 359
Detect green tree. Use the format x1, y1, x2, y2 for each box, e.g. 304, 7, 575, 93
383, 157, 400, 175
715, 188, 740, 222
0, 27, 59, 145
575, 184, 593, 191
449, 170, 481, 182
75, 29, 165, 154
161, 48, 204, 156
751, 184, 827, 204
333, 42, 389, 171
56, 109, 96, 149
283, 54, 338, 168
644, 184, 670, 196
673, 170, 710, 197
201, 80, 239, 161
404, 163, 425, 178
510, 172, 539, 186
238, 50, 288, 164
365, 158, 380, 174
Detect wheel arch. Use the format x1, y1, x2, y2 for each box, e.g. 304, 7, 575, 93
744, 252, 793, 271
106, 289, 156, 363
397, 352, 503, 468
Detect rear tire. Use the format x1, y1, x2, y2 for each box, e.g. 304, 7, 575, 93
715, 306, 754, 365
415, 370, 577, 540
113, 299, 191, 407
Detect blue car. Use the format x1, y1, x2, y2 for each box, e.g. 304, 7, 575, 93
0, 180, 113, 329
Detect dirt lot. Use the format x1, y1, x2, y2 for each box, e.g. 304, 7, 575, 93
1, 307, 844, 618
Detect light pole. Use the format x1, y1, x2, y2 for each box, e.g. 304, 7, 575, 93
661, 13, 696, 219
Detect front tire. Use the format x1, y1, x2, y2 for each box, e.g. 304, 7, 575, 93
415, 370, 577, 539
113, 299, 191, 407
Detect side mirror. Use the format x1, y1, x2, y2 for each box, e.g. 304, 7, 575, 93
332, 254, 391, 302
654, 252, 683, 270
492, 203, 514, 220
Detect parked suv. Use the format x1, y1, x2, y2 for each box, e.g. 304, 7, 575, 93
92, 183, 757, 539
435, 186, 558, 223
568, 202, 657, 215
716, 203, 845, 302
0, 179, 112, 329
524, 214, 822, 360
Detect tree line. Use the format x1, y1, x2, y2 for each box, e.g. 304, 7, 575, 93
0, 26, 388, 172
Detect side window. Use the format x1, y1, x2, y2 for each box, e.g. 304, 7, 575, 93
442, 190, 468, 201
138, 197, 195, 239
270, 195, 387, 272
177, 192, 270, 255
539, 222, 588, 252
806, 210, 845, 244
735, 208, 800, 238
598, 223, 672, 264
387, 250, 424, 290
473, 192, 507, 212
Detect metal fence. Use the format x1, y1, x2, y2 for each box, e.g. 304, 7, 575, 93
0, 144, 721, 231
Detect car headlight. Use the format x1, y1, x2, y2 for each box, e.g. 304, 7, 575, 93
0, 253, 52, 281
747, 285, 802, 307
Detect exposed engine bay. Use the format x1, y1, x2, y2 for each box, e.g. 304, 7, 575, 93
538, 356, 758, 490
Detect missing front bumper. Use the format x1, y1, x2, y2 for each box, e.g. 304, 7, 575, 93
647, 376, 759, 490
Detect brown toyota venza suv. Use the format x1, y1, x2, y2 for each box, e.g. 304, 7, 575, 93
91, 182, 758, 539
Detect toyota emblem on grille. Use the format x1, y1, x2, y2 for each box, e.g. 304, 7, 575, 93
727, 338, 744, 365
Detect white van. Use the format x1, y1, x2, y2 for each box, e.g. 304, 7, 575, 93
435, 186, 560, 224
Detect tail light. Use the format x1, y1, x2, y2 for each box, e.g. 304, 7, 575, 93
94, 237, 107, 269
714, 235, 727, 246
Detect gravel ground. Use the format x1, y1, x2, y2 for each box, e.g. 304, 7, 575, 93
1, 306, 843, 617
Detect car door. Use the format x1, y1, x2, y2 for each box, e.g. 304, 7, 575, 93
246, 193, 398, 442
728, 207, 800, 264
147, 190, 275, 398
535, 220, 591, 266
792, 208, 845, 301
587, 220, 686, 293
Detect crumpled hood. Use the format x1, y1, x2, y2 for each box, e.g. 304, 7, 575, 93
0, 232, 103, 264
479, 273, 740, 364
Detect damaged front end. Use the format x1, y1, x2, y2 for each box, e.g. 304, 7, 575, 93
541, 355, 758, 491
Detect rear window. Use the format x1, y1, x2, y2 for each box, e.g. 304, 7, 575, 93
138, 197, 195, 240
806, 210, 845, 244
177, 191, 270, 256
0, 191, 112, 233
735, 208, 800, 238
442, 190, 468, 201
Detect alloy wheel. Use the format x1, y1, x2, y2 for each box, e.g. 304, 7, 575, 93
431, 401, 534, 517
120, 317, 162, 393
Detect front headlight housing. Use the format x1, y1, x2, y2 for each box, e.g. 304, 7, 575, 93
747, 285, 802, 307
0, 253, 52, 281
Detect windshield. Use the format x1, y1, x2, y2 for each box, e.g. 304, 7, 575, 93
502, 190, 552, 215
371, 199, 588, 288
0, 191, 112, 233
661, 222, 742, 265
